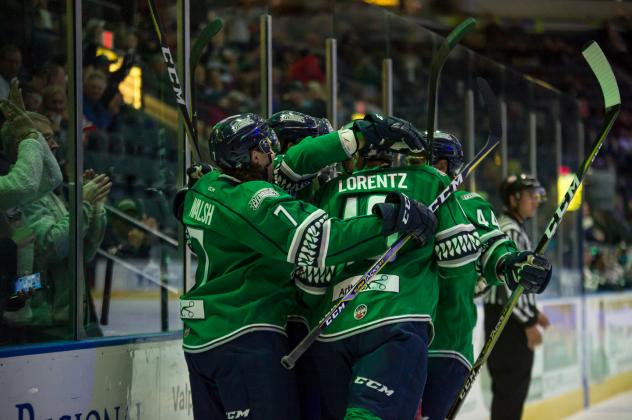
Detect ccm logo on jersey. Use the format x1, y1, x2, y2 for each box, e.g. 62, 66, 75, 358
226, 409, 250, 418
354, 376, 395, 396
338, 173, 408, 192
189, 197, 215, 225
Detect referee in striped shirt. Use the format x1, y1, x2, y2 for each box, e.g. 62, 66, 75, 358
484, 174, 551, 420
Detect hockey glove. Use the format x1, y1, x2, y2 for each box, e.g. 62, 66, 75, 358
186, 163, 213, 187
498, 251, 552, 294
372, 191, 437, 245
352, 113, 426, 156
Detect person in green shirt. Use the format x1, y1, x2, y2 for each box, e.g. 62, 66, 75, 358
273, 112, 478, 420
420, 131, 552, 420
174, 112, 435, 420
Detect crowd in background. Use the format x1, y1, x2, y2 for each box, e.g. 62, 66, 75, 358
1, 0, 632, 346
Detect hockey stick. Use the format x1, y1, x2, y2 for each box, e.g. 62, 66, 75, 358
281, 77, 501, 370
190, 18, 224, 134
446, 41, 620, 420
426, 18, 476, 164
190, 19, 223, 72
147, 0, 205, 163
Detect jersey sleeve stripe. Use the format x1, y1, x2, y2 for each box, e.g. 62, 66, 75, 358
287, 209, 329, 266
435, 223, 476, 241
479, 229, 505, 243
279, 160, 317, 181
294, 279, 328, 295
480, 234, 510, 272
317, 219, 332, 268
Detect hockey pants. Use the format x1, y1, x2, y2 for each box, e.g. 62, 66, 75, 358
184, 331, 299, 420
420, 355, 470, 419
312, 321, 430, 420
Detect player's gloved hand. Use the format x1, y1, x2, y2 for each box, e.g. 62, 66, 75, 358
186, 163, 213, 187
372, 191, 437, 245
498, 251, 552, 294
268, 110, 333, 148
352, 113, 425, 155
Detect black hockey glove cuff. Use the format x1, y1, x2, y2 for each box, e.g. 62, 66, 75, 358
352, 113, 425, 156
186, 163, 213, 188
172, 188, 188, 223
372, 191, 437, 245
498, 251, 552, 294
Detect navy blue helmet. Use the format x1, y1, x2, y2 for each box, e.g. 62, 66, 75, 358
268, 110, 333, 150
428, 130, 464, 178
209, 113, 277, 169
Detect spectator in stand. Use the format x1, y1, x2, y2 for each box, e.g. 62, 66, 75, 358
83, 70, 113, 130
42, 85, 67, 133
288, 48, 325, 85
0, 45, 22, 99
30, 62, 66, 94
0, 85, 63, 343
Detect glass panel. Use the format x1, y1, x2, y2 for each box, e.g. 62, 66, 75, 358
389, 14, 436, 129
0, 0, 73, 345
560, 96, 582, 296
191, 0, 264, 129
272, 1, 330, 122
82, 0, 184, 336
534, 84, 561, 296
471, 56, 503, 206
334, 2, 386, 123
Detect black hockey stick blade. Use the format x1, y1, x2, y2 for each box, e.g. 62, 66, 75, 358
191, 18, 224, 71
281, 78, 500, 371
426, 17, 476, 162
147, 0, 206, 164
446, 41, 620, 420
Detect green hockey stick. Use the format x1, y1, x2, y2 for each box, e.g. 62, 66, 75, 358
190, 18, 223, 71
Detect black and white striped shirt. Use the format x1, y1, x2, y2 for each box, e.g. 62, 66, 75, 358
483, 213, 539, 327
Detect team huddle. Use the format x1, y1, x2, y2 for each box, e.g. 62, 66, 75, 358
173, 110, 553, 420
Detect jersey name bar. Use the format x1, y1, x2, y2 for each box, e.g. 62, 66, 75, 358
339, 173, 408, 193
189, 197, 216, 225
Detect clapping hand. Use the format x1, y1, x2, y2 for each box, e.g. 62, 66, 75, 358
8, 78, 26, 111
83, 173, 112, 205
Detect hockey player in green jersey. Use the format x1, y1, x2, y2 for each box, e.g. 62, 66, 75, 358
275, 112, 481, 420
175, 113, 436, 420
419, 131, 552, 420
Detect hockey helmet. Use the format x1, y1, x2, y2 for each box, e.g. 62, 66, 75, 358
268, 110, 333, 150
209, 113, 278, 169
500, 173, 546, 205
428, 130, 464, 177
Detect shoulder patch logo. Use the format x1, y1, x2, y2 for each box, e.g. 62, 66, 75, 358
249, 187, 280, 210
354, 304, 368, 320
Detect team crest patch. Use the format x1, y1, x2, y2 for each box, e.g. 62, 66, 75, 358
249, 188, 279, 210
354, 304, 368, 320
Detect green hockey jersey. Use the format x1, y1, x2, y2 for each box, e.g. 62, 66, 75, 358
429, 190, 518, 366
298, 165, 482, 342
179, 170, 392, 353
